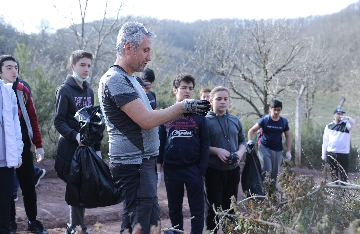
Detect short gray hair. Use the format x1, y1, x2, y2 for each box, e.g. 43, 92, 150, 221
116, 22, 156, 56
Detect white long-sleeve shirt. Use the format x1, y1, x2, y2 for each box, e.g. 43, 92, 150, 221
321, 116, 356, 160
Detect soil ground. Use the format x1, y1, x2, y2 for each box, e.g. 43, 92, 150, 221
13, 159, 358, 234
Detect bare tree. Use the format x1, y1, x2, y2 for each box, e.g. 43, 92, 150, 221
53, 0, 128, 86
298, 36, 333, 122
191, 19, 305, 118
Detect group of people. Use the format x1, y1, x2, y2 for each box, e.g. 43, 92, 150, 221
0, 20, 355, 234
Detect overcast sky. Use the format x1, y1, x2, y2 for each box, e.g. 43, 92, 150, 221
0, 0, 358, 34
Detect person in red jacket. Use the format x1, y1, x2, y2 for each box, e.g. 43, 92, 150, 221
0, 55, 47, 234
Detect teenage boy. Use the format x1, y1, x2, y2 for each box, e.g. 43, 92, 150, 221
247, 99, 292, 185
54, 50, 101, 234
322, 108, 355, 183
0, 77, 23, 234
157, 74, 209, 234
199, 87, 211, 101
0, 55, 47, 234
142, 68, 157, 110
204, 86, 246, 233
13, 77, 45, 201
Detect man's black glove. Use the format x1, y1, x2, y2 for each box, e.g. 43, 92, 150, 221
183, 99, 211, 116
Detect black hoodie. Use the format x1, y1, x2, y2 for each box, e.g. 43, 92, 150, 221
54, 75, 100, 182
54, 75, 96, 142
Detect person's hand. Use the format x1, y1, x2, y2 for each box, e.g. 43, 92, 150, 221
96, 151, 102, 158
247, 140, 255, 148
16, 156, 22, 168
216, 148, 231, 164
182, 99, 211, 116
157, 172, 162, 188
285, 151, 292, 162
76, 133, 85, 146
322, 155, 327, 162
36, 148, 45, 162
76, 133, 80, 143
341, 116, 350, 121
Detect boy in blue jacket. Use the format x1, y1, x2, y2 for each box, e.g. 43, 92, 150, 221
157, 73, 209, 234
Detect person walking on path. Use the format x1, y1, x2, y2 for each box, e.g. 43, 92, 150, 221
322, 108, 355, 184
247, 99, 292, 188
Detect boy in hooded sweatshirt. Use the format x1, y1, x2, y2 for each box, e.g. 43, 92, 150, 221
54, 50, 101, 234
204, 86, 246, 233
0, 55, 47, 234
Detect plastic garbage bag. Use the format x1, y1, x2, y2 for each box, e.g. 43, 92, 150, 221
65, 146, 122, 208
74, 105, 105, 146
241, 142, 265, 198
65, 106, 122, 208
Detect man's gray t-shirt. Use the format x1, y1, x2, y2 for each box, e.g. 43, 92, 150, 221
98, 65, 159, 164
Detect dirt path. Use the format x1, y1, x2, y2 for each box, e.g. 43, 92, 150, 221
14, 159, 192, 233
13, 159, 358, 233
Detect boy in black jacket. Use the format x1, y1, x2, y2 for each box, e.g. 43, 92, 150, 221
54, 50, 101, 234
157, 74, 209, 234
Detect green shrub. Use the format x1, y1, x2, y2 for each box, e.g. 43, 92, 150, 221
300, 121, 324, 170
213, 165, 360, 234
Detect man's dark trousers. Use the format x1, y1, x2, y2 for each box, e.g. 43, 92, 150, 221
327, 152, 349, 183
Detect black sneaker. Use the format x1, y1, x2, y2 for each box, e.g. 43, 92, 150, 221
35, 169, 46, 187
9, 220, 17, 233
28, 220, 48, 234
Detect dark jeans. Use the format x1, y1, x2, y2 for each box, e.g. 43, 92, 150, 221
0, 167, 14, 234
205, 166, 240, 233
110, 157, 159, 234
10, 139, 37, 221
327, 152, 349, 183
164, 165, 205, 234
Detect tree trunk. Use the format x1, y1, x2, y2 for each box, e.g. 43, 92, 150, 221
295, 85, 306, 166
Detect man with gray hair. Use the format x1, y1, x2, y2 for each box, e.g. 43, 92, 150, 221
98, 21, 210, 233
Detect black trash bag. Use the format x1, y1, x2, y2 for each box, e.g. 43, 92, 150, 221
75, 105, 105, 146
241, 142, 265, 198
65, 146, 122, 208
65, 105, 122, 208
